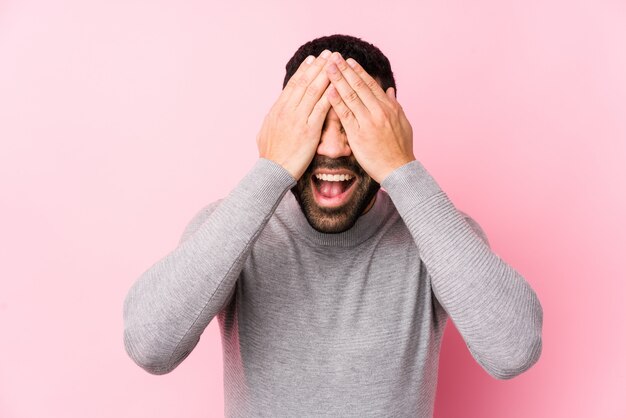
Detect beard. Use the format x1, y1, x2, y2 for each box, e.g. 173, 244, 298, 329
290, 155, 380, 234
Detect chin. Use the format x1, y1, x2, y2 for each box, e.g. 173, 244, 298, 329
307, 213, 359, 234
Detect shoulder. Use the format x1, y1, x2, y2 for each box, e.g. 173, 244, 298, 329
178, 198, 224, 245
458, 209, 491, 248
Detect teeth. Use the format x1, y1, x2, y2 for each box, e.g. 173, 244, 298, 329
314, 173, 353, 182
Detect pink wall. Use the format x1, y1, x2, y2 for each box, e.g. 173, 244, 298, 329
1, 0, 624, 417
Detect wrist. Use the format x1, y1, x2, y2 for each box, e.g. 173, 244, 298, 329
378, 157, 417, 184
259, 157, 298, 182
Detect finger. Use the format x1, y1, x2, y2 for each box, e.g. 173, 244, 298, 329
278, 54, 316, 104
328, 52, 381, 110
344, 57, 389, 103
285, 49, 332, 108
386, 86, 406, 113
296, 59, 332, 114
307, 85, 332, 130
325, 53, 369, 120
326, 84, 360, 132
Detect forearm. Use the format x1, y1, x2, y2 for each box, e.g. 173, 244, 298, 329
123, 158, 296, 375
381, 160, 543, 380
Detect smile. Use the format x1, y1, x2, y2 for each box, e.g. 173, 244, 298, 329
310, 173, 357, 208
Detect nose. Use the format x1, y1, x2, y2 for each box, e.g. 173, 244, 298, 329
316, 109, 352, 159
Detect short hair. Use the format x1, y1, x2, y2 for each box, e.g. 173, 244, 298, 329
283, 34, 396, 93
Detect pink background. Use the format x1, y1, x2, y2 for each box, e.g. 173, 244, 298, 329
1, 0, 624, 417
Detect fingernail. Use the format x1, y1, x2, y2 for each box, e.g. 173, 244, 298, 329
346, 58, 357, 68
320, 50, 331, 58
332, 52, 342, 62
305, 55, 315, 64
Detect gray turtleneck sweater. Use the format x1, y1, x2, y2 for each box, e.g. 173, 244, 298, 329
122, 158, 543, 417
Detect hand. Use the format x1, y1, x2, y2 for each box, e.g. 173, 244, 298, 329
324, 52, 416, 184
256, 50, 333, 180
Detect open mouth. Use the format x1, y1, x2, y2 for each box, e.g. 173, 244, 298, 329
310, 174, 357, 208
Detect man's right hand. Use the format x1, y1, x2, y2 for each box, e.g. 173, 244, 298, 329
257, 50, 333, 181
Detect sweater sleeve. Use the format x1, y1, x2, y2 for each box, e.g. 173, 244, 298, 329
122, 158, 296, 375
381, 159, 543, 380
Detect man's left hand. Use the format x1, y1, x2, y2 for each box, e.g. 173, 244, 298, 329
325, 52, 416, 184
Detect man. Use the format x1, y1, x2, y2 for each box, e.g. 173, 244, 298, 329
123, 34, 543, 417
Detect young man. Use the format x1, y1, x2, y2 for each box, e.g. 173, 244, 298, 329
123, 34, 543, 417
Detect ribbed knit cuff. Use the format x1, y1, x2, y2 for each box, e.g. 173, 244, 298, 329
226, 158, 297, 215
380, 160, 444, 210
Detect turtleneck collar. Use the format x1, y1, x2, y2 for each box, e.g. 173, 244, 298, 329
278, 188, 392, 247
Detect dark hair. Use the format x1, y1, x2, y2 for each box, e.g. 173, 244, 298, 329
283, 34, 396, 93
